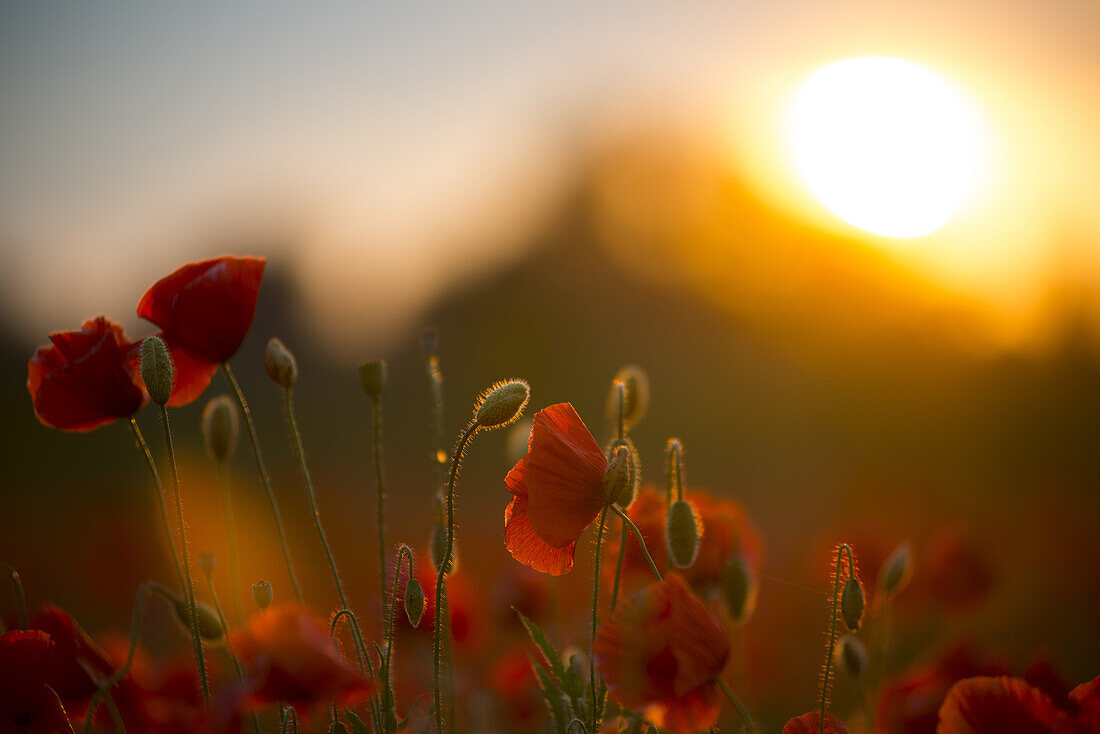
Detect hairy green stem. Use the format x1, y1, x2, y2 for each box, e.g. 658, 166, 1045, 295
128, 418, 187, 597
221, 362, 302, 603
216, 465, 245, 626
610, 505, 662, 582
609, 521, 628, 611
381, 545, 414, 734
280, 706, 299, 734
819, 544, 854, 734
433, 422, 478, 734
158, 405, 209, 703
371, 395, 388, 638
589, 506, 609, 731
204, 576, 261, 734
330, 608, 370, 676
716, 676, 756, 733
3, 566, 27, 629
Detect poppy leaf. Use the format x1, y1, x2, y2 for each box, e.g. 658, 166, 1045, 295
517, 609, 567, 682
531, 655, 569, 734
396, 695, 423, 730
344, 711, 371, 734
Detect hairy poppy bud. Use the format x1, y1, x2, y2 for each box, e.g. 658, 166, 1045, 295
201, 395, 239, 465
841, 576, 865, 631
252, 580, 273, 610
141, 336, 174, 405
198, 551, 217, 579
666, 499, 701, 568
607, 438, 640, 507
602, 444, 633, 505
264, 338, 297, 389
606, 365, 650, 434
475, 379, 530, 429
359, 360, 387, 398
879, 542, 913, 599
405, 578, 425, 627
836, 634, 868, 678
173, 598, 223, 641
721, 553, 758, 623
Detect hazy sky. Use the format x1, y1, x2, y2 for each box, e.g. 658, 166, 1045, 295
2, 1, 1097, 354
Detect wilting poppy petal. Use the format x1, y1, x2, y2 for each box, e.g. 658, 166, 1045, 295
28, 317, 145, 431
230, 604, 373, 710
595, 574, 730, 733
783, 712, 850, 734
137, 256, 265, 365
522, 403, 608, 547
938, 676, 1062, 734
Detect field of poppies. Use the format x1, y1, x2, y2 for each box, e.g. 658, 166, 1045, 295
9, 254, 1099, 734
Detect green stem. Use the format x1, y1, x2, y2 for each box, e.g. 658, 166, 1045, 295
382, 545, 414, 734
433, 422, 478, 734
610, 505, 662, 582
128, 418, 187, 596
3, 566, 27, 629
819, 544, 853, 734
371, 395, 388, 638
221, 362, 303, 604
283, 387, 347, 609
589, 506, 608, 731
205, 576, 262, 734
609, 521, 628, 611
158, 405, 210, 703
330, 608, 370, 676
280, 706, 299, 734
216, 464, 244, 626
716, 676, 756, 733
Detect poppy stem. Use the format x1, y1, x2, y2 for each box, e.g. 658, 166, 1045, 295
221, 362, 303, 604
589, 505, 609, 731
2, 565, 27, 629
609, 522, 628, 611
434, 421, 479, 734
371, 394, 388, 640
819, 543, 853, 734
203, 576, 263, 734
158, 405, 211, 704
716, 676, 756, 733
216, 464, 245, 626
128, 418, 188, 599
610, 505, 662, 582
329, 608, 370, 675
667, 439, 685, 503
382, 545, 414, 734
280, 706, 299, 734
282, 387, 348, 610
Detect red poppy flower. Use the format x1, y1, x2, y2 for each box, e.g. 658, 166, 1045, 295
504, 403, 610, 575
0, 630, 75, 734
1069, 675, 1100, 732
606, 486, 763, 595
29, 606, 116, 713
136, 256, 265, 403
938, 677, 1064, 734
230, 603, 374, 710
594, 573, 730, 734
783, 712, 850, 734
27, 316, 145, 431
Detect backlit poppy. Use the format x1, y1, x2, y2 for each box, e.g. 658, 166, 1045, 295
782, 712, 850, 734
504, 403, 610, 575
27, 316, 145, 431
937, 676, 1063, 734
136, 255, 265, 403
29, 606, 116, 713
594, 573, 730, 734
230, 603, 374, 710
0, 629, 75, 734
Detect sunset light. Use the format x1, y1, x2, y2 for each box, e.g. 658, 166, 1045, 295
787, 56, 989, 239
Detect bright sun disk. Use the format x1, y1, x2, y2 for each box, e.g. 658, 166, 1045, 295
787, 56, 988, 239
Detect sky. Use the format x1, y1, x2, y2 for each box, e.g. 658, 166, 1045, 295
1, 0, 1098, 355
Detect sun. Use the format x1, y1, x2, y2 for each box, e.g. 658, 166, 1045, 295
787, 56, 989, 239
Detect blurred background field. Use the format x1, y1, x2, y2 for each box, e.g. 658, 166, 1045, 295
1, 2, 1099, 731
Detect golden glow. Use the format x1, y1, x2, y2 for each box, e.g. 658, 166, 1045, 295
787, 57, 989, 238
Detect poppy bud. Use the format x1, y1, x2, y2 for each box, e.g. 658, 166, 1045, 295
666, 499, 701, 568
198, 551, 217, 579
359, 360, 387, 398
606, 438, 640, 508
252, 580, 273, 610
879, 542, 913, 599
172, 598, 224, 641
841, 576, 865, 631
602, 444, 633, 506
329, 724, 348, 734
405, 578, 425, 627
264, 338, 297, 389
721, 553, 758, 623
474, 379, 530, 430
141, 336, 174, 405
835, 634, 868, 678
201, 395, 239, 465
605, 365, 650, 434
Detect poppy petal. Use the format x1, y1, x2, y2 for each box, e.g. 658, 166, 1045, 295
504, 492, 576, 575
665, 574, 730, 695
663, 682, 725, 734
1069, 675, 1100, 732
783, 712, 850, 734
938, 676, 1063, 734
126, 336, 219, 407
524, 403, 607, 547
0, 630, 54, 721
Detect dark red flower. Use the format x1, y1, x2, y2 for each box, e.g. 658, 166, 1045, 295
230, 603, 374, 710
28, 606, 115, 712
783, 712, 850, 734
504, 403, 610, 575
27, 317, 145, 431
937, 676, 1064, 734
0, 630, 75, 734
594, 573, 730, 734
136, 256, 264, 403
1069, 675, 1100, 732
